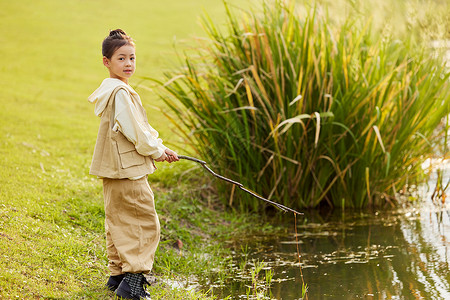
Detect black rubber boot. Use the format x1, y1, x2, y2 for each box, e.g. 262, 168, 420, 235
115, 273, 151, 300
106, 274, 125, 291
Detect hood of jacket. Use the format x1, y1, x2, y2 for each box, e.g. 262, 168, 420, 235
88, 78, 139, 117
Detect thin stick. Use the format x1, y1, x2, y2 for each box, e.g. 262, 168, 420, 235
178, 155, 303, 215
294, 212, 308, 299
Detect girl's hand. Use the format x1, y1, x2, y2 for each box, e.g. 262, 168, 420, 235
164, 148, 179, 163
155, 152, 167, 162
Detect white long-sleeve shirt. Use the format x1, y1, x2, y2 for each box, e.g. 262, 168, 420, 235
112, 89, 166, 160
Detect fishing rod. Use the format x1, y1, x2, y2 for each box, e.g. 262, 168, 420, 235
178, 155, 303, 215
178, 155, 307, 298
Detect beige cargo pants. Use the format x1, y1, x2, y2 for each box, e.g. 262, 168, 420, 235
102, 177, 160, 275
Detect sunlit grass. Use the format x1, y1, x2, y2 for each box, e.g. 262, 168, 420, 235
0, 0, 259, 298
153, 0, 450, 210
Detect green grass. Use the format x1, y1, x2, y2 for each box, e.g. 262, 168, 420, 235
153, 0, 450, 210
0, 0, 264, 298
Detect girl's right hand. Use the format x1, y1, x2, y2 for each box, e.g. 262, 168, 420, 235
155, 152, 167, 162
164, 148, 179, 163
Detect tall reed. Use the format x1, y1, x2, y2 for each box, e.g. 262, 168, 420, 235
150, 0, 450, 210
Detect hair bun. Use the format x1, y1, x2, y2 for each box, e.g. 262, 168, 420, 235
109, 29, 127, 38
102, 29, 135, 58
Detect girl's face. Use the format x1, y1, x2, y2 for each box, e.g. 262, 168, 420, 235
103, 44, 136, 84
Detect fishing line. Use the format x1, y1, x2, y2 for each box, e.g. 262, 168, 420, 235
294, 212, 308, 300
178, 155, 308, 298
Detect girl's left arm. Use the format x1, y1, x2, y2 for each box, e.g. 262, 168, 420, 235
114, 89, 167, 159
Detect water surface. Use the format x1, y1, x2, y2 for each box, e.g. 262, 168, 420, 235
207, 185, 450, 299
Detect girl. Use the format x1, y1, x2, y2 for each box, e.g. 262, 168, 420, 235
88, 29, 178, 300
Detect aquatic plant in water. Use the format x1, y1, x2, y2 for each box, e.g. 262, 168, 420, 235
151, 0, 450, 210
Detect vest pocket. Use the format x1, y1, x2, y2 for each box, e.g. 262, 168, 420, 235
115, 134, 145, 169
118, 148, 145, 169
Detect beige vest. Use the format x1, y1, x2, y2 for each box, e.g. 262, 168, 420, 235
89, 87, 155, 179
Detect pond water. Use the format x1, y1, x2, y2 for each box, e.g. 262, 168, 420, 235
204, 160, 450, 299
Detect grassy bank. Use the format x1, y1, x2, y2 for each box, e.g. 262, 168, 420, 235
0, 0, 264, 298
0, 159, 273, 298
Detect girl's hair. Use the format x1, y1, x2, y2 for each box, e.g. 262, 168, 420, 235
102, 29, 135, 59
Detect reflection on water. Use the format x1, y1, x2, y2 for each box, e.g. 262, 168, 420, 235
212, 202, 450, 299
278, 206, 449, 299
203, 174, 450, 299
